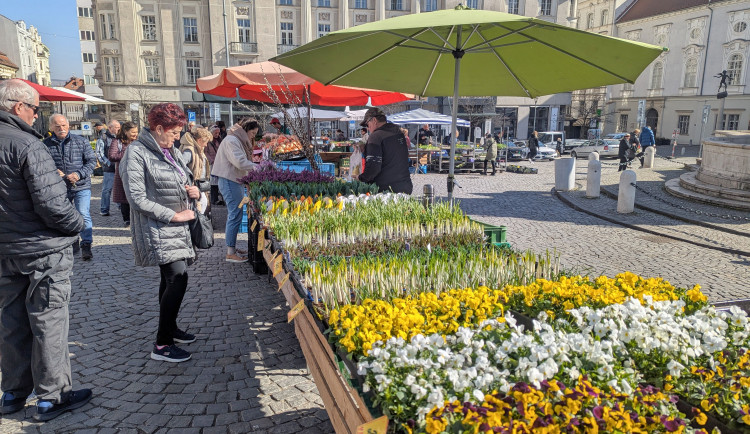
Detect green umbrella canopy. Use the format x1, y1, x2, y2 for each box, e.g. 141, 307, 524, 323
274, 6, 666, 98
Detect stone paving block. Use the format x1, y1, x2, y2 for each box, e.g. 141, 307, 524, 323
247, 416, 274, 431
183, 403, 207, 415
144, 413, 173, 427
206, 403, 228, 415
191, 414, 215, 428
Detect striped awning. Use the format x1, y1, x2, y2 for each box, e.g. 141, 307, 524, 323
388, 108, 470, 126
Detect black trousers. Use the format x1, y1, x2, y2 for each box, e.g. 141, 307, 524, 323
618, 156, 628, 171
157, 260, 188, 346
210, 185, 220, 204
483, 159, 496, 174
119, 202, 130, 223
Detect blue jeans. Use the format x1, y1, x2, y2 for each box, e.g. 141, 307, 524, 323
218, 177, 244, 249
67, 189, 92, 245
100, 171, 114, 214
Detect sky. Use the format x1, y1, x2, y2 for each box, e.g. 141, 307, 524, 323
0, 0, 83, 81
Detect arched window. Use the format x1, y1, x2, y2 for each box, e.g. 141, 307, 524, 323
600, 9, 608, 26
650, 62, 663, 89
727, 54, 744, 85
683, 57, 698, 88
587, 13, 594, 29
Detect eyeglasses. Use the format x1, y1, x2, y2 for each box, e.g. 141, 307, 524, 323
9, 99, 39, 114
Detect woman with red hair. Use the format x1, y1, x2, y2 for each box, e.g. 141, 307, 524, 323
120, 103, 200, 363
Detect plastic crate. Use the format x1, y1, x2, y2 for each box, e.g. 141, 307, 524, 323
239, 205, 248, 234
277, 160, 336, 176
484, 225, 507, 245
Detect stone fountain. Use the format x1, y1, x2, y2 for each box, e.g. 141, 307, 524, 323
665, 130, 750, 210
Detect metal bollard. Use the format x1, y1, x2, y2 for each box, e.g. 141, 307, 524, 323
422, 184, 434, 208
586, 157, 601, 198
617, 170, 636, 213
643, 147, 656, 168
554, 157, 576, 191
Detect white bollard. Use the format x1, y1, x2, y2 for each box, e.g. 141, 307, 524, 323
617, 170, 637, 213
590, 151, 600, 161
554, 157, 576, 191
586, 158, 601, 198
643, 147, 656, 168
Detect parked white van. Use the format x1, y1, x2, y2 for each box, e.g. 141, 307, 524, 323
537, 131, 565, 153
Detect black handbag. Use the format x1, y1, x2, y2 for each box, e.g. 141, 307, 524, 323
188, 199, 214, 249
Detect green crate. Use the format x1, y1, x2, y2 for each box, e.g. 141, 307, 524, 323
484, 225, 507, 244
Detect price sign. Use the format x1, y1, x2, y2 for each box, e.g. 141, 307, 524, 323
239, 196, 250, 208
273, 255, 283, 277
356, 416, 389, 434
278, 273, 289, 291
257, 229, 265, 251
250, 219, 257, 231
287, 299, 306, 322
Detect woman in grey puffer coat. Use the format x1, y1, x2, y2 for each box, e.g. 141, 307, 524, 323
120, 103, 201, 364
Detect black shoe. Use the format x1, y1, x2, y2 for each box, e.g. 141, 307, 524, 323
173, 329, 196, 344
100, 212, 110, 216
34, 389, 93, 422
491, 172, 496, 176
81, 243, 93, 261
150, 344, 191, 363
1, 392, 28, 415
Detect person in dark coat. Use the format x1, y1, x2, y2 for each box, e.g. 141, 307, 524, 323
638, 126, 654, 167
618, 133, 632, 171
43, 114, 97, 260
108, 121, 138, 226
482, 133, 497, 176
358, 108, 413, 194
0, 78, 92, 422
527, 131, 539, 162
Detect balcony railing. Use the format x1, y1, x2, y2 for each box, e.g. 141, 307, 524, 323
230, 42, 258, 54
277, 44, 299, 54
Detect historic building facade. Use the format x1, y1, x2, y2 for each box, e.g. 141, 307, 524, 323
607, 0, 750, 144
0, 15, 50, 85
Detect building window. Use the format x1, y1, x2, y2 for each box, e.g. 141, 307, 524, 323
78, 7, 92, 17
727, 114, 739, 130
318, 24, 331, 37
423, 0, 437, 11
734, 21, 747, 33
183, 18, 199, 43
539, 0, 551, 16
238, 60, 253, 66
355, 0, 368, 8
238, 19, 252, 43
279, 0, 292, 5
727, 54, 743, 85
690, 27, 701, 40
82, 53, 95, 63
466, 0, 478, 8
186, 59, 200, 84
80, 30, 95, 40
142, 15, 157, 41
683, 57, 698, 88
507, 0, 518, 14
318, 0, 331, 5
84, 74, 98, 85
390, 0, 403, 9
618, 114, 628, 132
650, 62, 663, 89
586, 13, 594, 29
144, 58, 160, 83
280, 22, 294, 45
677, 115, 689, 135
102, 56, 121, 82
600, 10, 608, 26
99, 13, 117, 40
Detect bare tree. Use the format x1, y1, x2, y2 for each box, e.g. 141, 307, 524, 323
126, 86, 160, 128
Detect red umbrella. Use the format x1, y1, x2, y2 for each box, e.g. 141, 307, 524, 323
196, 61, 410, 106
18, 79, 86, 102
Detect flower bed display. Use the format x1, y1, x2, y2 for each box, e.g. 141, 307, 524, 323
249, 186, 750, 434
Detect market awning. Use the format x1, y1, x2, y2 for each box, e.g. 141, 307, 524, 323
272, 107, 347, 121
388, 108, 470, 126
52, 87, 113, 104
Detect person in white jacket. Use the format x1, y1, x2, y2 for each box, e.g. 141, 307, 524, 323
210, 118, 259, 263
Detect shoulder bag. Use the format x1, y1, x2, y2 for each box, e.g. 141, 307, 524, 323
188, 197, 214, 249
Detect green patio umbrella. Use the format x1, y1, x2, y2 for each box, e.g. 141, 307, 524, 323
273, 5, 665, 200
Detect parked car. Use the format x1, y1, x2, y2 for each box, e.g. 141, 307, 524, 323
570, 139, 620, 159
537, 131, 565, 150
522, 144, 557, 161
563, 139, 587, 154
604, 133, 627, 140
502, 141, 526, 161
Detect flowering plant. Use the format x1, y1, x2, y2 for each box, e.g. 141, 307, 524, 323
424, 379, 711, 434
238, 167, 335, 184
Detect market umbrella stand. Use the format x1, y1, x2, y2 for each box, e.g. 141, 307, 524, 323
273, 5, 665, 201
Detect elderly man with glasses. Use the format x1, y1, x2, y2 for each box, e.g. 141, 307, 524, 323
358, 107, 413, 194
0, 79, 93, 421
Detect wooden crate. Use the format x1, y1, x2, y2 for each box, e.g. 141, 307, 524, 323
258, 230, 375, 433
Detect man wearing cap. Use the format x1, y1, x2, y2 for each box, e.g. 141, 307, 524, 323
358, 107, 413, 194
269, 117, 289, 134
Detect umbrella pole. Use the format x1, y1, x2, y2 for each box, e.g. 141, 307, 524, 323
447, 29, 464, 205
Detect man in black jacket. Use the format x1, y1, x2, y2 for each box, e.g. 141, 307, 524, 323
358, 107, 413, 194
44, 114, 97, 260
0, 79, 92, 421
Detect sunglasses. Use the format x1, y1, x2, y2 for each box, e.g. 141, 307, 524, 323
9, 99, 39, 114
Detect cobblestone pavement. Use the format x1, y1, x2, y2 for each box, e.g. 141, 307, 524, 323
2, 145, 748, 432
0, 179, 334, 433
